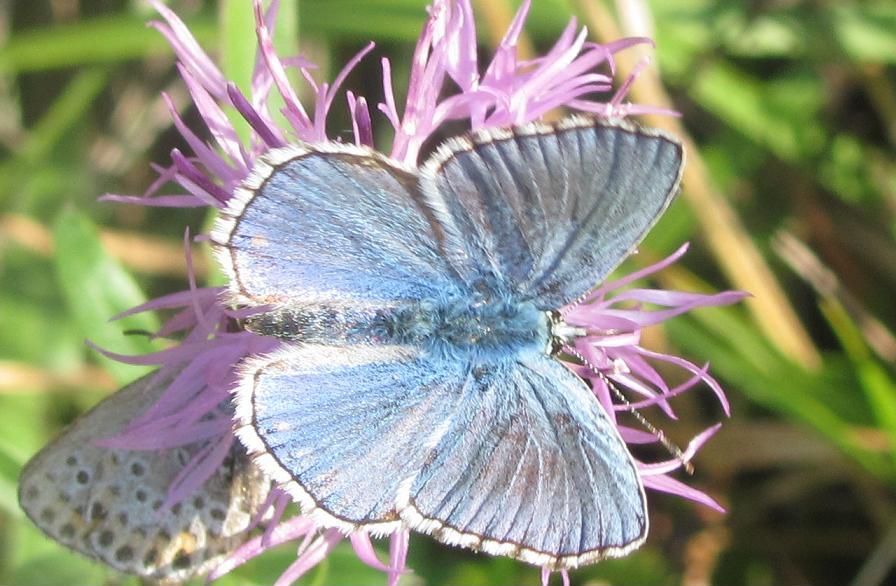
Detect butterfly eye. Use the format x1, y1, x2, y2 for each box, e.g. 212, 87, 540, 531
547, 310, 587, 351
549, 335, 565, 355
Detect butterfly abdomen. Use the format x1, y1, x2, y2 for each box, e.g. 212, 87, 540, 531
245, 305, 385, 344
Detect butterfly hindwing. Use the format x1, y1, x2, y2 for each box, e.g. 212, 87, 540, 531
234, 343, 469, 534
397, 354, 646, 569
18, 371, 270, 582
420, 118, 684, 308
234, 343, 644, 569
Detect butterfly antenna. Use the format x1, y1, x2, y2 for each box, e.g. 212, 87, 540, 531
565, 345, 694, 475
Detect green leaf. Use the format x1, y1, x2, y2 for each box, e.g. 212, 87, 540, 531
52, 208, 159, 385
668, 316, 893, 479
6, 523, 114, 586
0, 15, 214, 73
0, 438, 25, 517
0, 250, 83, 370
0, 71, 107, 210
0, 393, 65, 519
821, 299, 896, 467
691, 63, 825, 162
832, 2, 896, 63
301, 0, 570, 42
219, 1, 257, 144
274, 0, 301, 64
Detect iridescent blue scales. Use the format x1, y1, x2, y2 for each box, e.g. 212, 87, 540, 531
211, 116, 684, 569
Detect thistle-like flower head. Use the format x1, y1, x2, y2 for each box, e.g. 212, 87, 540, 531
97, 1, 744, 584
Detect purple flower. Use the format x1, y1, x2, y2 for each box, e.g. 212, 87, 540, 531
97, 0, 744, 584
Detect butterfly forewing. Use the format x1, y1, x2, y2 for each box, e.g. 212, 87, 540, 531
419, 118, 684, 308
18, 371, 271, 582
211, 143, 462, 308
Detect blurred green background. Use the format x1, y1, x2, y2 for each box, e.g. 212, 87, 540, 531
1, 0, 895, 585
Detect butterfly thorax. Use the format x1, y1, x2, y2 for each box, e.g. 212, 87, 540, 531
246, 296, 551, 358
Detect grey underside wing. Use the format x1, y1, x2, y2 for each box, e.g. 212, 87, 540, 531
19, 371, 270, 582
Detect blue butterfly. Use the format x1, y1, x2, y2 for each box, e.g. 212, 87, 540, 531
211, 116, 684, 569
